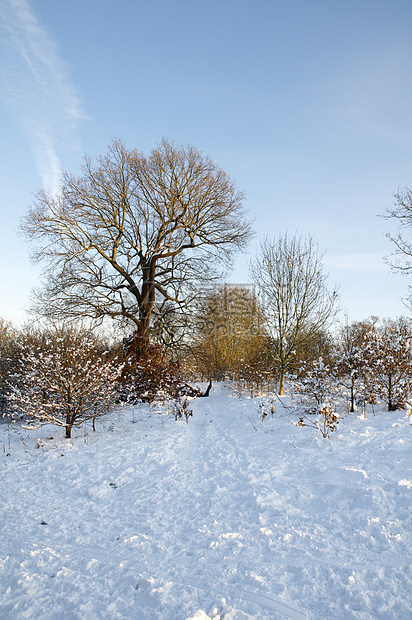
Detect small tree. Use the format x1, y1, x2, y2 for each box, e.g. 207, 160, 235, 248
8, 327, 122, 438
362, 318, 412, 411
334, 317, 379, 412
250, 234, 339, 395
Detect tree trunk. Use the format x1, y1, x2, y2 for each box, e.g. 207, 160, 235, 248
388, 374, 395, 411
350, 382, 355, 413
278, 369, 285, 396
135, 327, 150, 361
66, 409, 73, 438
199, 380, 212, 397
125, 330, 150, 364
135, 266, 157, 358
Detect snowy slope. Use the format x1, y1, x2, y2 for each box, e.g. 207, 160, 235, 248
0, 384, 411, 619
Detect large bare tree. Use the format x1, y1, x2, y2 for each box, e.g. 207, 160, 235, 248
21, 139, 252, 350
250, 233, 339, 395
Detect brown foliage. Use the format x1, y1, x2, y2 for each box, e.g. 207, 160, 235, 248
120, 332, 182, 403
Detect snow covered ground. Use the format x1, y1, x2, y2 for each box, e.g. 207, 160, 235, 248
0, 384, 411, 619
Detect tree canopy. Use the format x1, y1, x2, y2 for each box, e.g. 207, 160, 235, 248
21, 139, 253, 349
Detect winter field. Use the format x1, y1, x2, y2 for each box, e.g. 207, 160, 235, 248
0, 384, 411, 619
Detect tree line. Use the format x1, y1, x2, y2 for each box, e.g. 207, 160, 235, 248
1, 311, 412, 438
2, 138, 412, 436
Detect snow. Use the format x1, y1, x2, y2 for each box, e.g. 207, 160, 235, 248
1, 384, 411, 619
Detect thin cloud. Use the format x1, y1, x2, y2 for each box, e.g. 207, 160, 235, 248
325, 253, 387, 271
332, 45, 412, 144
0, 0, 86, 194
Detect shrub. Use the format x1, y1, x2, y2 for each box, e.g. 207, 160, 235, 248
119, 332, 182, 404
7, 326, 122, 438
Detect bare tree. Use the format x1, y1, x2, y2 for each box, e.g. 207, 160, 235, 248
21, 139, 252, 354
385, 187, 412, 269
384, 187, 412, 306
250, 233, 339, 395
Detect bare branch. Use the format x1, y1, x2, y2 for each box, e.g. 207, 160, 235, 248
250, 233, 340, 394
21, 139, 253, 342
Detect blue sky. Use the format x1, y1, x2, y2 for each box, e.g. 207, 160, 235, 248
1, 0, 412, 324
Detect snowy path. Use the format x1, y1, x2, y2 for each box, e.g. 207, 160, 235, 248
0, 385, 411, 618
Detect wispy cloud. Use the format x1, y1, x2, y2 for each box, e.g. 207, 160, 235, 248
0, 0, 86, 194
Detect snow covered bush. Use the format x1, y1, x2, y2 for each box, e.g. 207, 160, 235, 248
297, 405, 339, 438
291, 357, 341, 437
334, 318, 376, 413
171, 396, 193, 423
334, 317, 412, 414
335, 348, 366, 413
7, 326, 122, 438
362, 319, 412, 411
258, 396, 276, 419
0, 318, 17, 416
292, 357, 341, 414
